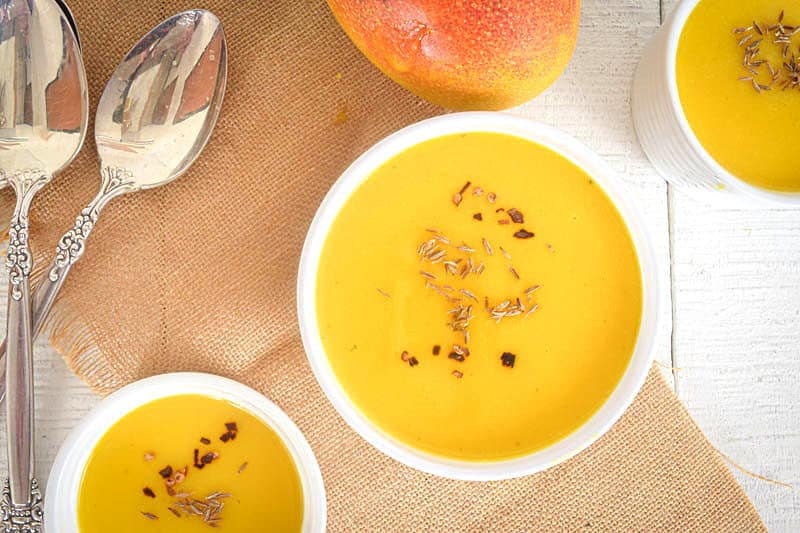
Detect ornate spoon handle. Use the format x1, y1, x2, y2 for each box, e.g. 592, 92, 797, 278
0, 168, 136, 406
2, 170, 50, 532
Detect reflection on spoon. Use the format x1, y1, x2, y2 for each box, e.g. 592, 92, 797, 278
0, 10, 227, 412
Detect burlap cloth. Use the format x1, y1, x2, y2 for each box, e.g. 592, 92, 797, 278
0, 1, 766, 530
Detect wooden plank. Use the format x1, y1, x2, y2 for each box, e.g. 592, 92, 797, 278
669, 192, 800, 532
662, 1, 800, 529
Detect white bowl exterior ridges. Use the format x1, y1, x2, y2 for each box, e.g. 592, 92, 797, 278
631, 0, 800, 207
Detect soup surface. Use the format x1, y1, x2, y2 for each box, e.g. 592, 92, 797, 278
677, 0, 800, 192
316, 132, 643, 461
78, 394, 303, 532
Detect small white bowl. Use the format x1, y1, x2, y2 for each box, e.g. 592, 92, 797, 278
297, 112, 661, 481
631, 0, 800, 207
45, 373, 326, 532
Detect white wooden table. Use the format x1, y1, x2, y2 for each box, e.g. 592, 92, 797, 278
0, 0, 797, 531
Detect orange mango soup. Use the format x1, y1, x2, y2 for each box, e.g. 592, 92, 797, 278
315, 132, 643, 461
677, 0, 800, 191
77, 395, 304, 532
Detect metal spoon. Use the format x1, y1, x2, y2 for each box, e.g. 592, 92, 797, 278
0, 0, 88, 528
0, 9, 226, 407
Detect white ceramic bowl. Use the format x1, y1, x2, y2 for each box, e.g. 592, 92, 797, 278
45, 373, 326, 532
297, 112, 661, 481
631, 0, 800, 207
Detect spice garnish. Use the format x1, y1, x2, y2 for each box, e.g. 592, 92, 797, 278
525, 304, 540, 318
448, 352, 465, 362
457, 244, 475, 253
452, 344, 470, 357
501, 352, 517, 368
452, 370, 463, 379
525, 285, 542, 296
408, 356, 419, 367
168, 507, 181, 517
238, 461, 249, 474
499, 246, 511, 260
473, 186, 484, 196
144, 452, 155, 462
487, 192, 497, 203
507, 208, 525, 223
220, 422, 238, 442
200, 437, 211, 445
508, 266, 520, 280
498, 219, 510, 225
473, 213, 483, 221
460, 288, 478, 302
141, 511, 159, 520
482, 238, 493, 255
513, 229, 535, 239
734, 11, 800, 92
377, 288, 391, 298
143, 487, 156, 498
400, 350, 410, 362
159, 466, 173, 479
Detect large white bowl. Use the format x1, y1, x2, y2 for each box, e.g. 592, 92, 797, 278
632, 0, 800, 206
297, 112, 661, 481
45, 373, 326, 532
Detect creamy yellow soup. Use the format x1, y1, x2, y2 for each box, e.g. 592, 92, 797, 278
677, 0, 800, 191
78, 395, 303, 532
316, 133, 643, 461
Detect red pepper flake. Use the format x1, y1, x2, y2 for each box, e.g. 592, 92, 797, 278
501, 352, 517, 368
200, 437, 211, 445
459, 181, 472, 195
400, 350, 410, 362
448, 352, 465, 362
173, 467, 187, 483
220, 422, 238, 442
495, 207, 505, 213
487, 192, 497, 203
473, 213, 483, 221
452, 193, 463, 206
452, 370, 463, 378
513, 229, 535, 239
498, 219, 510, 225
143, 487, 156, 498
166, 485, 176, 497
507, 208, 525, 224
201, 451, 219, 465
473, 186, 484, 196
408, 356, 419, 367
432, 345, 441, 355
158, 466, 173, 479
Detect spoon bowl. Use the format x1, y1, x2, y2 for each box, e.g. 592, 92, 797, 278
94, 9, 227, 190
0, 0, 89, 175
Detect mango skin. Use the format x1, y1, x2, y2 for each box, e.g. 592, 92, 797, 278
326, 0, 581, 111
